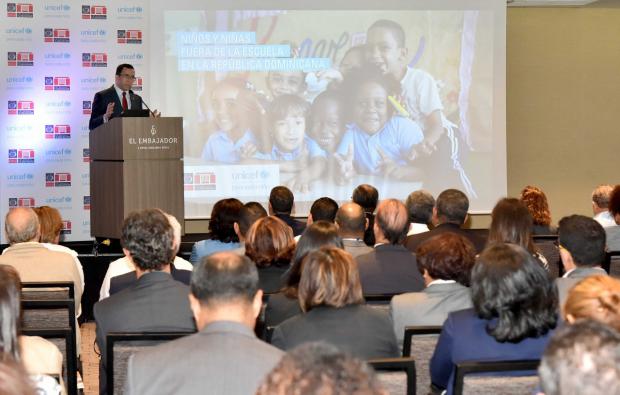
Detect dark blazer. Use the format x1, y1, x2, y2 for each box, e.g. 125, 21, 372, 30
264, 292, 302, 327
363, 213, 376, 246
271, 304, 399, 359
405, 222, 487, 254
430, 308, 555, 395
258, 265, 290, 294
109, 265, 192, 296
93, 271, 196, 394
89, 85, 142, 130
274, 213, 306, 236
356, 244, 425, 295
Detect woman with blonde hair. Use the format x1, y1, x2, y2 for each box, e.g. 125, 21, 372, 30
563, 275, 620, 331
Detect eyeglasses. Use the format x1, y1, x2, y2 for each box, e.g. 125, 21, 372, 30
119, 74, 136, 80
553, 240, 566, 251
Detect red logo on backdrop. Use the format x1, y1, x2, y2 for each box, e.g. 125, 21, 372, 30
8, 100, 34, 115
82, 148, 90, 162
83, 196, 91, 210
45, 76, 70, 91
81, 5, 106, 19
7, 3, 33, 17
82, 100, 92, 114
82, 52, 107, 67
8, 149, 35, 163
61, 220, 72, 235
45, 172, 71, 187
184, 172, 217, 191
117, 30, 142, 44
131, 77, 143, 91
8, 197, 35, 208
45, 124, 71, 139
44, 28, 70, 43
7, 52, 33, 66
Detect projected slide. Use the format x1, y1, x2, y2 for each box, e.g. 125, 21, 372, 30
149, 2, 506, 218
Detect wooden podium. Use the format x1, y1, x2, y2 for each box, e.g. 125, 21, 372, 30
89, 117, 184, 239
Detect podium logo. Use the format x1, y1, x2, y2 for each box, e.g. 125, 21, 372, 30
45, 76, 70, 91
8, 100, 34, 115
132, 77, 143, 91
184, 172, 217, 191
83, 196, 91, 209
82, 100, 92, 114
7, 3, 33, 17
8, 149, 35, 164
45, 172, 71, 187
81, 5, 106, 19
9, 197, 35, 208
82, 52, 107, 67
44, 28, 70, 43
7, 51, 33, 66
45, 124, 71, 139
61, 220, 71, 235
83, 148, 90, 162
117, 29, 142, 44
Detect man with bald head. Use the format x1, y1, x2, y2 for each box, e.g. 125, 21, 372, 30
336, 203, 373, 258
356, 199, 425, 295
0, 208, 83, 314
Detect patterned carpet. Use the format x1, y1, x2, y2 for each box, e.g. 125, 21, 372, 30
80, 322, 99, 395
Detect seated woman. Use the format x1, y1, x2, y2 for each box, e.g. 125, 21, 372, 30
430, 243, 558, 395
244, 216, 296, 294
520, 185, 557, 235
563, 275, 620, 331
190, 198, 243, 265
271, 247, 399, 359
265, 221, 343, 327
390, 233, 476, 346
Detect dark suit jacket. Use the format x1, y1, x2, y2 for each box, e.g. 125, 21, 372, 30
430, 308, 555, 395
89, 85, 142, 130
258, 265, 290, 294
274, 213, 306, 236
363, 213, 376, 246
405, 222, 487, 254
271, 304, 399, 359
264, 292, 302, 327
356, 244, 425, 295
109, 265, 192, 296
93, 271, 196, 394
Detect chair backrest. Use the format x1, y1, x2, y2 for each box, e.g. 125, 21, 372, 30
21, 281, 75, 300
365, 294, 396, 315
22, 328, 77, 395
402, 326, 442, 395
368, 357, 416, 395
453, 359, 540, 395
107, 331, 193, 395
605, 252, 620, 278
533, 236, 560, 278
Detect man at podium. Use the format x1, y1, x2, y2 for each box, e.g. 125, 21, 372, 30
89, 63, 158, 131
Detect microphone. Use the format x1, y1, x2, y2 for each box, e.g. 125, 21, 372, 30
130, 90, 157, 116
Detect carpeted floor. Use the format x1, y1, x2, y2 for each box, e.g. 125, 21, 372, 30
80, 322, 99, 395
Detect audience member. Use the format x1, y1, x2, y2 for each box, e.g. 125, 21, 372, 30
0, 208, 83, 324
430, 243, 557, 395
190, 198, 243, 264
605, 185, 620, 251
563, 275, 620, 332
555, 215, 607, 305
268, 186, 306, 236
335, 202, 373, 257
352, 184, 379, 246
94, 209, 196, 394
244, 216, 296, 293
405, 190, 435, 236
308, 197, 339, 224
257, 342, 388, 395
272, 247, 399, 359
231, 202, 268, 255
520, 185, 557, 235
538, 320, 620, 395
265, 221, 343, 326
486, 198, 549, 269
592, 184, 616, 227
405, 189, 486, 253
99, 212, 192, 300
126, 252, 283, 394
390, 233, 475, 345
357, 199, 424, 295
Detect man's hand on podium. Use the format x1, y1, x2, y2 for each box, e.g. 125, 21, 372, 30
150, 109, 161, 117
103, 102, 114, 122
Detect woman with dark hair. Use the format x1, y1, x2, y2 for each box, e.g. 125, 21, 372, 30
244, 216, 296, 293
271, 247, 399, 359
520, 185, 556, 235
390, 233, 476, 345
265, 221, 343, 326
487, 198, 549, 269
190, 198, 243, 264
430, 243, 558, 395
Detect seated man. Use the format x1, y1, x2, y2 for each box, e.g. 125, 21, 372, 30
126, 252, 283, 394
94, 209, 196, 395
352, 184, 379, 246
269, 186, 306, 236
336, 203, 373, 258
405, 190, 435, 236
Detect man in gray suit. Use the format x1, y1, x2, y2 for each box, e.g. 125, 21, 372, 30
94, 209, 196, 394
556, 215, 608, 306
336, 203, 373, 258
126, 251, 283, 395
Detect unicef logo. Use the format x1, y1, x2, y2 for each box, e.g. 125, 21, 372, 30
63, 53, 70, 59
136, 54, 143, 59
99, 29, 106, 36
62, 5, 70, 11
25, 77, 32, 82
136, 7, 143, 12
65, 196, 72, 202
25, 28, 32, 34
260, 170, 270, 179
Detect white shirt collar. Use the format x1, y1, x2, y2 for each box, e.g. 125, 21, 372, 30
428, 279, 456, 286
407, 222, 430, 236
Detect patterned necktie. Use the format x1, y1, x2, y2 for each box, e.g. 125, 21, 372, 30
122, 91, 128, 111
